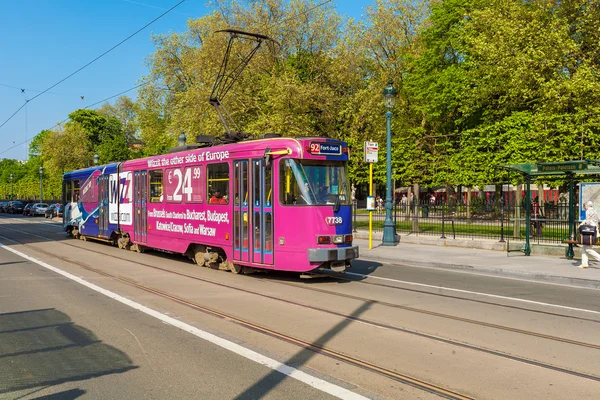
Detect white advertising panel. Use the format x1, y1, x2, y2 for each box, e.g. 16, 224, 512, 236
579, 182, 600, 221
109, 172, 133, 225
366, 196, 375, 211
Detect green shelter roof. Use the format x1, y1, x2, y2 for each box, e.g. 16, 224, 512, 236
501, 160, 600, 177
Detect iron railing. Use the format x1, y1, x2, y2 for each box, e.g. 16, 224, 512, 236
352, 200, 574, 244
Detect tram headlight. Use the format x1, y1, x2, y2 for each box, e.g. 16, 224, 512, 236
332, 235, 344, 244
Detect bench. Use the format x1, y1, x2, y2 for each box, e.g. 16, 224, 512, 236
562, 239, 600, 259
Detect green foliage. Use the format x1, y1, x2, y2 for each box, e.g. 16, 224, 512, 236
5, 0, 600, 196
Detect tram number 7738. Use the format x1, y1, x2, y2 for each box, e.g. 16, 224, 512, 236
325, 216, 343, 226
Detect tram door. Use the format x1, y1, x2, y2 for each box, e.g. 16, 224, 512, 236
98, 175, 110, 238
232, 161, 250, 262
252, 158, 274, 265
134, 170, 148, 243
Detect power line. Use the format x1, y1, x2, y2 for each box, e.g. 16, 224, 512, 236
0, 82, 148, 157
271, 0, 333, 28
84, 82, 149, 109
0, 0, 187, 131
0, 83, 59, 95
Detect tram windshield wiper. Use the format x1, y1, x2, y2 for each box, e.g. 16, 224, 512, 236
333, 194, 341, 212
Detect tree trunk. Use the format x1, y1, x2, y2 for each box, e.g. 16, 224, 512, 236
467, 188, 472, 218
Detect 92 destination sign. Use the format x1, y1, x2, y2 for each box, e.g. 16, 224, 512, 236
309, 142, 342, 156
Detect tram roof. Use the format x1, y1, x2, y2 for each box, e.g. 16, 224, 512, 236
501, 160, 600, 177
63, 163, 119, 179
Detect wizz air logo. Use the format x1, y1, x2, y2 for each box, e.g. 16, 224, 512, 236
110, 175, 131, 204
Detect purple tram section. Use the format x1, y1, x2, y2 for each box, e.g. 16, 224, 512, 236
63, 164, 120, 240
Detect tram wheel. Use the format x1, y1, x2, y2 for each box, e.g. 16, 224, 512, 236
229, 262, 243, 274
131, 244, 146, 253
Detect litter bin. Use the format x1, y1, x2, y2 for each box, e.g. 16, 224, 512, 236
422, 205, 429, 217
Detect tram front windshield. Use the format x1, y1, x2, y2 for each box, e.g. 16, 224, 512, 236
280, 159, 351, 206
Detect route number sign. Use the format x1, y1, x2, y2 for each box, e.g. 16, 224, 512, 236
364, 141, 378, 163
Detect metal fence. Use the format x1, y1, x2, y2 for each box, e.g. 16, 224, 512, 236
353, 201, 574, 244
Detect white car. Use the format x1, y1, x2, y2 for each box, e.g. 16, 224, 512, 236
31, 203, 49, 216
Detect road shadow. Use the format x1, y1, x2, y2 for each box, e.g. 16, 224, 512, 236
32, 388, 86, 399
234, 302, 372, 399
0, 309, 137, 395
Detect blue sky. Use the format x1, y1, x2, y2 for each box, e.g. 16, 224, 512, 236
0, 0, 368, 161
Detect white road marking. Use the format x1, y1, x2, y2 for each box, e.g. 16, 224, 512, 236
345, 271, 600, 316
0, 241, 369, 400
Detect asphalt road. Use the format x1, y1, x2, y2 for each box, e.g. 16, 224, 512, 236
0, 214, 599, 399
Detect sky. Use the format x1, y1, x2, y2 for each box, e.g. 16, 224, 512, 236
0, 0, 367, 161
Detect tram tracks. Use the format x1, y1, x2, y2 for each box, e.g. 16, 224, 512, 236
319, 270, 600, 324
6, 216, 600, 323
2, 222, 600, 386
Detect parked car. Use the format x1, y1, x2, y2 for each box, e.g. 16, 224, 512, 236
0, 202, 8, 212
30, 203, 49, 216
23, 203, 34, 216
8, 201, 25, 214
45, 203, 64, 219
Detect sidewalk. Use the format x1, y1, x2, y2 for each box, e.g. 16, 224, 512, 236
354, 237, 600, 290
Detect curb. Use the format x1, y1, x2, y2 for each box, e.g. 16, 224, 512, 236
356, 252, 600, 290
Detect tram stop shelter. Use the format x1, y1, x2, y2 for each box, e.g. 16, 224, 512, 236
501, 160, 600, 257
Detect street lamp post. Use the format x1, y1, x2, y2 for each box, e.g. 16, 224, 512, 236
382, 80, 398, 246
94, 154, 99, 166
39, 166, 43, 202
9, 174, 13, 200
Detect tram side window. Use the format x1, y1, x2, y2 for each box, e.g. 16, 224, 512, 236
72, 180, 80, 202
207, 163, 229, 205
149, 170, 163, 203
64, 181, 73, 203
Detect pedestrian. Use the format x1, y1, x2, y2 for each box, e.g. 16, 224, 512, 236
400, 194, 408, 213
578, 201, 600, 268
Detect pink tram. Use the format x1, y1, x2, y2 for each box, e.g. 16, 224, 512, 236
63, 136, 359, 274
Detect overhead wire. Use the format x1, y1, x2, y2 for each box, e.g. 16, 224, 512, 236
1, 0, 334, 156
0, 0, 187, 131
0, 83, 59, 95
